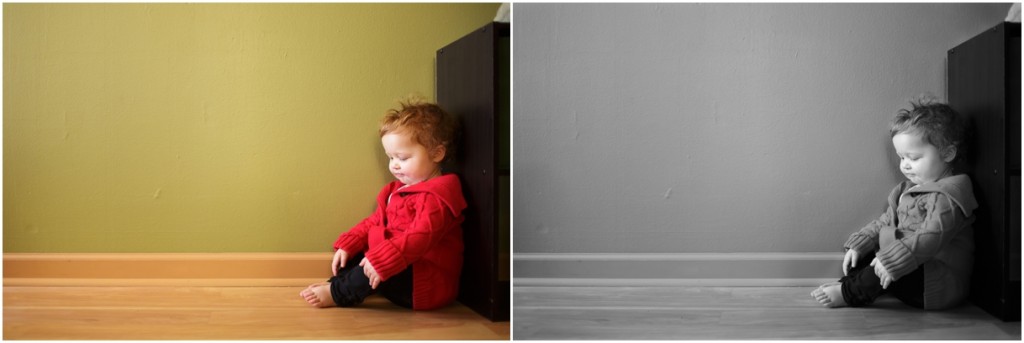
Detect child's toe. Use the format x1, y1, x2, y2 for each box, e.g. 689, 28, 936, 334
812, 291, 830, 305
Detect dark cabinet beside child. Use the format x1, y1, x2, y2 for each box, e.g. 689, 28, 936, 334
948, 21, 1021, 322
436, 22, 511, 322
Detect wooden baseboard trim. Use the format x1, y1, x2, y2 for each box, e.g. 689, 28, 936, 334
514, 252, 844, 286
3, 278, 326, 287
4, 253, 334, 287
6, 252, 845, 287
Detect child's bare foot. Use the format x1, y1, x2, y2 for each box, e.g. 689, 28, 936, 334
811, 282, 847, 308
302, 281, 328, 293
300, 282, 336, 308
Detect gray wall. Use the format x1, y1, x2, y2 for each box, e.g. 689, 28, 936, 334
514, 3, 1012, 254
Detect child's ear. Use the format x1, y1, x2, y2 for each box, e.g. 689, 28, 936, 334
431, 145, 447, 163
942, 145, 958, 163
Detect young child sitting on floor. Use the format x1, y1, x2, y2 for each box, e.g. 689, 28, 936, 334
812, 100, 977, 310
300, 99, 466, 310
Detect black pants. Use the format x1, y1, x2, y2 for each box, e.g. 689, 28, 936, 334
328, 252, 413, 308
839, 251, 924, 308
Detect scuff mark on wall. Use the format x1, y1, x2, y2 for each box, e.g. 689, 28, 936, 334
712, 101, 719, 125
663, 188, 673, 199
63, 111, 70, 140
573, 110, 580, 141
536, 224, 550, 234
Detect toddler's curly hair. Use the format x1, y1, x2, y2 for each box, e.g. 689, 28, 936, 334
889, 99, 969, 162
379, 99, 459, 161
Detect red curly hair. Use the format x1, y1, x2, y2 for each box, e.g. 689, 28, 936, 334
379, 99, 458, 161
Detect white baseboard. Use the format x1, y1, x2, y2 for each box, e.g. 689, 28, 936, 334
513, 252, 843, 287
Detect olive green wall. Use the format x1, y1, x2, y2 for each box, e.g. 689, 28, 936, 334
4, 3, 501, 252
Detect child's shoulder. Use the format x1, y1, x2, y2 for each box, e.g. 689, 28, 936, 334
402, 174, 461, 192
909, 174, 978, 215
911, 174, 973, 195
400, 174, 467, 211
888, 180, 916, 198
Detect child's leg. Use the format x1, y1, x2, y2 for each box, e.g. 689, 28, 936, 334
301, 253, 415, 309
837, 260, 885, 307
813, 251, 879, 308
840, 252, 926, 308
327, 252, 375, 307
300, 252, 374, 308
887, 265, 925, 309
376, 267, 413, 309
813, 251, 926, 309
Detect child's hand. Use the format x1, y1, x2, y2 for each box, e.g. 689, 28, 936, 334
842, 249, 860, 276
869, 258, 894, 289
360, 257, 381, 290
331, 249, 349, 276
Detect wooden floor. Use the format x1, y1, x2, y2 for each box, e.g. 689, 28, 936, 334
4, 286, 509, 340
514, 286, 1021, 340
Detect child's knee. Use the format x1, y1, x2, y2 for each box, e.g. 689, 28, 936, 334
329, 268, 373, 307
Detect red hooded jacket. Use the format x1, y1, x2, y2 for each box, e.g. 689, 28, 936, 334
333, 174, 466, 310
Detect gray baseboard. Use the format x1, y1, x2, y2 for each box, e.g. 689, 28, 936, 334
514, 252, 843, 287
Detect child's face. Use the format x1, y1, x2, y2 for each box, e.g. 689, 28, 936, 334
891, 131, 955, 185
381, 132, 445, 186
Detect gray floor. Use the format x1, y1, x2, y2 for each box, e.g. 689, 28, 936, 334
514, 286, 1021, 340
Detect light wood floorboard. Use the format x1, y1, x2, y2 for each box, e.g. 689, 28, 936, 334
514, 286, 1021, 340
4, 286, 509, 340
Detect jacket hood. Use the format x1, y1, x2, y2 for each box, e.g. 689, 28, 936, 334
906, 174, 978, 217
395, 174, 467, 216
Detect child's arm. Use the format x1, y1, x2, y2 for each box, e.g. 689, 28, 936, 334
843, 207, 894, 255
331, 249, 350, 276
333, 186, 392, 254
330, 211, 378, 276
873, 193, 968, 280
333, 212, 379, 254
842, 249, 861, 276
363, 195, 460, 282
844, 185, 902, 255
359, 257, 383, 289
842, 210, 891, 276
870, 257, 895, 289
